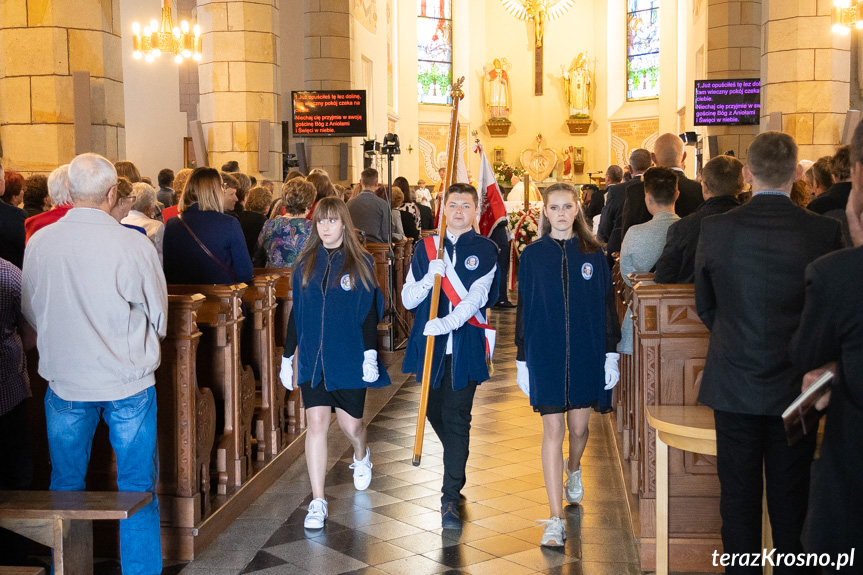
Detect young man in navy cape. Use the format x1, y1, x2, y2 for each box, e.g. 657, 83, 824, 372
402, 183, 500, 529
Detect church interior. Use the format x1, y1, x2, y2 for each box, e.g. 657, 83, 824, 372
1, 0, 861, 574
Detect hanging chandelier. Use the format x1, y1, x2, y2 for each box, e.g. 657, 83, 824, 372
131, 0, 202, 63
832, 0, 863, 35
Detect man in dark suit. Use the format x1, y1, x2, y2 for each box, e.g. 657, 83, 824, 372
695, 131, 843, 574
585, 165, 621, 225
0, 162, 26, 269
621, 133, 704, 239
598, 149, 650, 267
654, 155, 742, 284
156, 168, 176, 207
791, 123, 863, 574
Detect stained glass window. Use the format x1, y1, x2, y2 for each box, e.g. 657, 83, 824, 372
626, 0, 660, 101
417, 0, 453, 105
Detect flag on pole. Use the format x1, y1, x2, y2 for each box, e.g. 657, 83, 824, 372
475, 141, 508, 237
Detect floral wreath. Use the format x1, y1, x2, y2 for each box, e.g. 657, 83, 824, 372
508, 206, 542, 290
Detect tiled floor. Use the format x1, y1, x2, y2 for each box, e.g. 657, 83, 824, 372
166, 306, 644, 575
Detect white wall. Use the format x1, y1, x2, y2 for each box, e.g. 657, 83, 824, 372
119, 0, 188, 181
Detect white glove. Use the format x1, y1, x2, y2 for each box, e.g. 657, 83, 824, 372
362, 349, 379, 382
421, 259, 446, 288
280, 355, 295, 390
516, 360, 530, 396
423, 314, 459, 336
604, 352, 620, 390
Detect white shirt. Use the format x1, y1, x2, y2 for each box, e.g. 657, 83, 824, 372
122, 210, 165, 265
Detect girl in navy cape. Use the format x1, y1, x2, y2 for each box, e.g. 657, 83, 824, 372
279, 196, 390, 530
515, 183, 621, 547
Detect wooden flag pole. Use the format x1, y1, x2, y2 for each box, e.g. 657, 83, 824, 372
413, 77, 465, 467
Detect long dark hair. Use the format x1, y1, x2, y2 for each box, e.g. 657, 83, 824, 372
541, 183, 603, 254
296, 196, 376, 290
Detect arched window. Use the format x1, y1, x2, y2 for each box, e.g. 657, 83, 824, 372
626, 0, 660, 101
417, 0, 453, 105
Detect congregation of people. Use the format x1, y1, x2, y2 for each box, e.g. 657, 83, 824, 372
1, 122, 862, 574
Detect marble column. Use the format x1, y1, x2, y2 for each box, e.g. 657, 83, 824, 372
302, 0, 354, 183
196, 0, 281, 179
761, 0, 850, 159
0, 0, 124, 173
705, 0, 761, 160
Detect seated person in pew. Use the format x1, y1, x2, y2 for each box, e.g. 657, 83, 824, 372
514, 183, 621, 548
653, 154, 743, 284
401, 183, 500, 530
21, 153, 167, 575
253, 178, 315, 268
694, 132, 844, 573
162, 167, 254, 285
279, 196, 391, 530
618, 167, 680, 354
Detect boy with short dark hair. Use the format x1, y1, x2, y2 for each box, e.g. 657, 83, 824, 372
402, 183, 500, 529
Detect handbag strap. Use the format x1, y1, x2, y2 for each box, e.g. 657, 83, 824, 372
177, 213, 238, 282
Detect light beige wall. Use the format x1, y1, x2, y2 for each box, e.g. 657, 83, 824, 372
119, 0, 188, 181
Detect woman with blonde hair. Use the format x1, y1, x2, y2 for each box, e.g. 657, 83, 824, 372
254, 178, 315, 267
279, 196, 390, 529
162, 167, 253, 284
515, 182, 620, 547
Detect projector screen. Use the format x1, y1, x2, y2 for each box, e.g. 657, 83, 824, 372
292, 90, 367, 137
694, 79, 761, 126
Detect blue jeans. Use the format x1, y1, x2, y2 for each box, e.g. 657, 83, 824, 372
45, 386, 162, 575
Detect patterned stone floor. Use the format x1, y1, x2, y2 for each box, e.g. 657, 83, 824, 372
60, 304, 642, 575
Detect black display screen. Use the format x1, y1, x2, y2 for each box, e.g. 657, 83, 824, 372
694, 79, 761, 126
292, 90, 367, 137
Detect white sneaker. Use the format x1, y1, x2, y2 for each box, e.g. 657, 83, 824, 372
564, 458, 584, 504
349, 447, 373, 491
539, 516, 566, 547
304, 498, 327, 529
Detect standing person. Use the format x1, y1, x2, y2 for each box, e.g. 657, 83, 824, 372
514, 183, 621, 547
401, 183, 500, 529
598, 149, 649, 268
0, 162, 26, 268
21, 153, 166, 575
347, 168, 390, 244
694, 132, 843, 575
254, 178, 316, 268
279, 197, 391, 529
157, 168, 176, 207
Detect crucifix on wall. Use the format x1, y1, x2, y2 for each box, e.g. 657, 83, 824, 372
501, 0, 574, 95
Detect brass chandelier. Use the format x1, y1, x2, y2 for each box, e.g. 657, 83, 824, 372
832, 0, 863, 35
132, 0, 202, 63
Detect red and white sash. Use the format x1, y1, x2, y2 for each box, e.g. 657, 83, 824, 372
423, 236, 496, 359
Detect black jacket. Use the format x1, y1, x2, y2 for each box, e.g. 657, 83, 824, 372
598, 178, 639, 258
0, 201, 26, 269
653, 195, 741, 284
418, 203, 434, 230
621, 170, 704, 239
694, 194, 843, 415
806, 181, 851, 215
791, 245, 863, 559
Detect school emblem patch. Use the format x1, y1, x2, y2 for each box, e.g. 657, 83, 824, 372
464, 255, 479, 271
340, 274, 352, 291
581, 263, 593, 280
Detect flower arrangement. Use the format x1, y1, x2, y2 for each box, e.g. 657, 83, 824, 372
569, 113, 591, 120
508, 205, 542, 290
495, 162, 523, 185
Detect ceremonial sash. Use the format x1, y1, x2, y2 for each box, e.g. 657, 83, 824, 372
423, 236, 496, 359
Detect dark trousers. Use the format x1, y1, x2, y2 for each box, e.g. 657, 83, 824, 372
426, 356, 477, 505
714, 410, 817, 575
490, 223, 511, 304
0, 399, 33, 565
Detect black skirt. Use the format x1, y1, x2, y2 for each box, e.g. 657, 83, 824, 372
300, 378, 367, 420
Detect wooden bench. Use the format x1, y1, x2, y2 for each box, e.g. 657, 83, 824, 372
0, 567, 46, 575
0, 491, 151, 575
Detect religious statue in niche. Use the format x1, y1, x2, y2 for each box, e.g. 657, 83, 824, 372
482, 58, 513, 136
562, 53, 594, 135
562, 145, 584, 180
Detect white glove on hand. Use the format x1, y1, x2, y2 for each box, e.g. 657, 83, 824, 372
423, 314, 459, 336
280, 355, 295, 390
362, 349, 379, 382
516, 360, 530, 397
421, 259, 446, 288
604, 352, 620, 390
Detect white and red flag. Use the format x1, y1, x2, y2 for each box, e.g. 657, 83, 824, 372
474, 141, 508, 237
